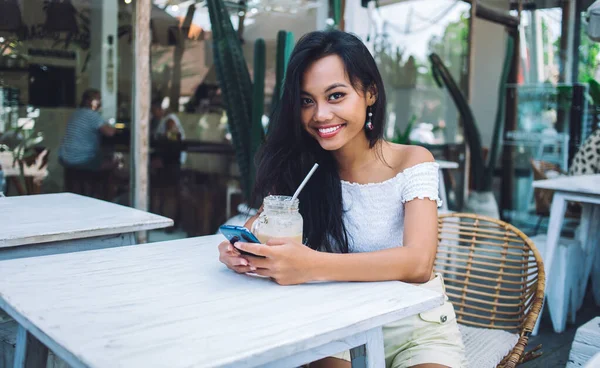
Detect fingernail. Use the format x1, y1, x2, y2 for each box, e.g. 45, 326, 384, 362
250, 266, 256, 271
241, 259, 248, 266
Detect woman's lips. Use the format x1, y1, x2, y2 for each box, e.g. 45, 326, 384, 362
315, 124, 345, 138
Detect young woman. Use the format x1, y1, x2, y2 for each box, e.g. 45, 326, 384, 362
218, 30, 467, 368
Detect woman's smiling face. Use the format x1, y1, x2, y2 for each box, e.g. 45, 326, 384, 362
300, 55, 374, 151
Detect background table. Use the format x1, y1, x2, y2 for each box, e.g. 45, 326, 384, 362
436, 160, 459, 212
0, 192, 173, 365
0, 235, 443, 368
532, 174, 600, 331
0, 192, 173, 260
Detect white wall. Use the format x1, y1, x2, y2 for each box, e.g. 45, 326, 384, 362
89, 0, 119, 120
343, 0, 372, 44
470, 15, 508, 148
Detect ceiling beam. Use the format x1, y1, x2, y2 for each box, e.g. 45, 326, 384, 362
462, 0, 520, 29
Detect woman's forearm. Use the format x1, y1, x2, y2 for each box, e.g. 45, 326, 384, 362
309, 246, 434, 284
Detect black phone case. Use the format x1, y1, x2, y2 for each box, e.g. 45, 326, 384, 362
220, 226, 265, 258
228, 236, 263, 257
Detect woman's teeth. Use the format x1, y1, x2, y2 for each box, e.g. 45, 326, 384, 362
318, 125, 342, 134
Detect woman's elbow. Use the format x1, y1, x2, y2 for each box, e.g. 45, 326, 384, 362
413, 253, 436, 283
400, 262, 433, 283
413, 267, 433, 283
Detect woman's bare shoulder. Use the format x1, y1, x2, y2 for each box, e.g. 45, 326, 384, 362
384, 142, 435, 173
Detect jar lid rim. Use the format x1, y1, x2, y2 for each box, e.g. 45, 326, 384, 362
264, 195, 299, 207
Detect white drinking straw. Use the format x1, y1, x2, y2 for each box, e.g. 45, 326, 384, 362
291, 163, 319, 202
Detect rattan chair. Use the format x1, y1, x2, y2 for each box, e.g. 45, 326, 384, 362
436, 213, 545, 368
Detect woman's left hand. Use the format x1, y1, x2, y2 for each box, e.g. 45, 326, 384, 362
235, 238, 318, 285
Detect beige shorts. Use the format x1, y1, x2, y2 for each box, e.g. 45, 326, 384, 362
331, 274, 467, 368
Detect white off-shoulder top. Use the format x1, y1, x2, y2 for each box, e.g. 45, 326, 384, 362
340, 161, 442, 253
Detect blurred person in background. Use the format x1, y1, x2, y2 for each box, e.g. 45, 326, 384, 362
59, 88, 116, 171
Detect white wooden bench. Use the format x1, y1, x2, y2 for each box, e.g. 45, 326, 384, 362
567, 317, 600, 368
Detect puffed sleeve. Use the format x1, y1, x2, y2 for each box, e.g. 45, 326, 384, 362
401, 161, 442, 208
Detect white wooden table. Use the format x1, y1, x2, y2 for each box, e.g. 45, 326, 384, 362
436, 160, 459, 212
585, 353, 600, 368
436, 160, 459, 170
532, 175, 600, 319
0, 192, 173, 260
0, 235, 443, 368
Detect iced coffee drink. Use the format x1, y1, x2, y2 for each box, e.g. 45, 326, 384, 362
251, 195, 303, 244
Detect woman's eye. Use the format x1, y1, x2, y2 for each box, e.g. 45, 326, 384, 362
301, 97, 314, 106
329, 92, 345, 101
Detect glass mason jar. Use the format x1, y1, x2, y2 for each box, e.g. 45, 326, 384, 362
251, 195, 303, 244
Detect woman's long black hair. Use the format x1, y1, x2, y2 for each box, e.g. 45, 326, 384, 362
253, 30, 387, 253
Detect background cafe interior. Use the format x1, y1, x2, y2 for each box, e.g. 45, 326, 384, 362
0, 0, 233, 198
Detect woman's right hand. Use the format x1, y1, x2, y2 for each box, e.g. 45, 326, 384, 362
218, 240, 254, 274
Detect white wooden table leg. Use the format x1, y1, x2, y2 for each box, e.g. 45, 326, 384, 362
544, 194, 567, 285
13, 325, 47, 368
259, 328, 386, 368
590, 206, 600, 306
350, 327, 384, 368
576, 204, 594, 311
532, 193, 567, 336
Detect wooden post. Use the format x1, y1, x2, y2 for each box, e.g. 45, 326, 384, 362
572, 0, 582, 83
132, 0, 151, 243
89, 0, 118, 120
467, 1, 476, 102
169, 4, 196, 112
530, 10, 544, 83
557, 0, 572, 133
559, 0, 570, 83
339, 0, 346, 31
13, 325, 48, 368
462, 0, 477, 208
500, 5, 522, 220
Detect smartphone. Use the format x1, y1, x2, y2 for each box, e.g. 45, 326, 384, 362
219, 225, 264, 257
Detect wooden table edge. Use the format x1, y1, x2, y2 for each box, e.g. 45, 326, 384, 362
213, 292, 444, 367
0, 219, 174, 248
0, 285, 443, 368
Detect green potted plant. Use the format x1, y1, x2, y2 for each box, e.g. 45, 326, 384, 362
0, 121, 46, 195
0, 38, 30, 69
390, 114, 416, 145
